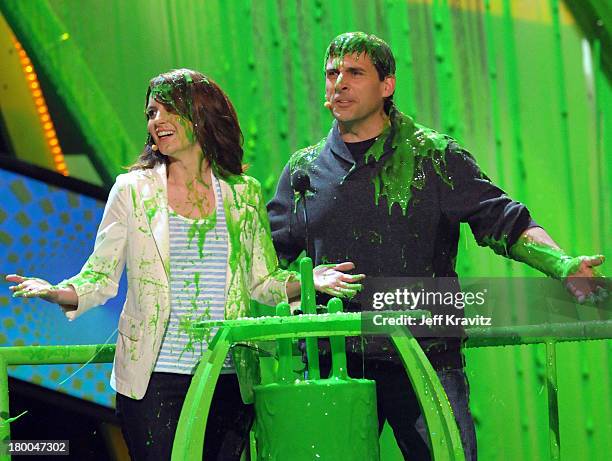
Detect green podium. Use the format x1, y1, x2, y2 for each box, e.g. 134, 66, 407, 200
254, 378, 379, 460
253, 292, 379, 460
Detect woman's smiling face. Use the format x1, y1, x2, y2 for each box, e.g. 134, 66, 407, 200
146, 97, 197, 158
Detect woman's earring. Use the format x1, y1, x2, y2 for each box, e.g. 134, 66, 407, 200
152, 144, 158, 151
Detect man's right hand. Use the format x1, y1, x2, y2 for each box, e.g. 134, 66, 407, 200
313, 262, 365, 298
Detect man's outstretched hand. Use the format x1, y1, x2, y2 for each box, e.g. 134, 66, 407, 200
510, 228, 609, 304
313, 262, 365, 298
564, 255, 608, 303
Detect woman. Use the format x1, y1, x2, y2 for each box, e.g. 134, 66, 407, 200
6, 69, 364, 460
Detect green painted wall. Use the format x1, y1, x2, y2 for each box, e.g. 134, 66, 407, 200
0, 1, 609, 459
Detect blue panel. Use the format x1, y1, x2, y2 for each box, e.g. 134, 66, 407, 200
0, 168, 125, 408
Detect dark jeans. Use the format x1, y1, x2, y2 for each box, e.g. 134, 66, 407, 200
320, 355, 477, 461
115, 372, 253, 461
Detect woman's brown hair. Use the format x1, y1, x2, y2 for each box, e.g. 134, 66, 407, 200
129, 69, 243, 178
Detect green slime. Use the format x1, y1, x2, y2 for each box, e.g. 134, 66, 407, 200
510, 235, 602, 280
185, 211, 216, 259
365, 112, 452, 214
324, 31, 396, 77
288, 111, 453, 215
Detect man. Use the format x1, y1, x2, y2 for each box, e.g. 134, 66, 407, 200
267, 32, 605, 460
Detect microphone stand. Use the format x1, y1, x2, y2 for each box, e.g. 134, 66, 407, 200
300, 191, 311, 260
291, 169, 313, 260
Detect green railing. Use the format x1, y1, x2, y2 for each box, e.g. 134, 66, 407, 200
0, 323, 610, 460
0, 344, 115, 460
466, 321, 612, 461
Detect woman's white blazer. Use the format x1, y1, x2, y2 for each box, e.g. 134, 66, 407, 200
60, 163, 292, 399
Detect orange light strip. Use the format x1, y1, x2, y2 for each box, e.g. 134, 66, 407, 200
12, 35, 69, 176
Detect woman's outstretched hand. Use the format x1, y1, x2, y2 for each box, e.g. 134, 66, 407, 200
5, 274, 78, 306
313, 262, 365, 298
6, 274, 59, 302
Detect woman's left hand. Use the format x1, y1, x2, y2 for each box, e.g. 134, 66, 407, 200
313, 262, 365, 298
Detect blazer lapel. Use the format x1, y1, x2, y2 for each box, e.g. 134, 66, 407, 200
141, 163, 170, 281
218, 175, 256, 319
218, 176, 237, 309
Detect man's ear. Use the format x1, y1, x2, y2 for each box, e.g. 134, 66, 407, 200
382, 75, 396, 98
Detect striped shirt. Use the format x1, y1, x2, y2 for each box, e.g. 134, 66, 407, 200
154, 176, 232, 374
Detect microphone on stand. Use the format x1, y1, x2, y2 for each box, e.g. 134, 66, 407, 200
291, 170, 319, 372
291, 169, 314, 259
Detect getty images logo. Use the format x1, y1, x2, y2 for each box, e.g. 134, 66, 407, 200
372, 288, 486, 310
